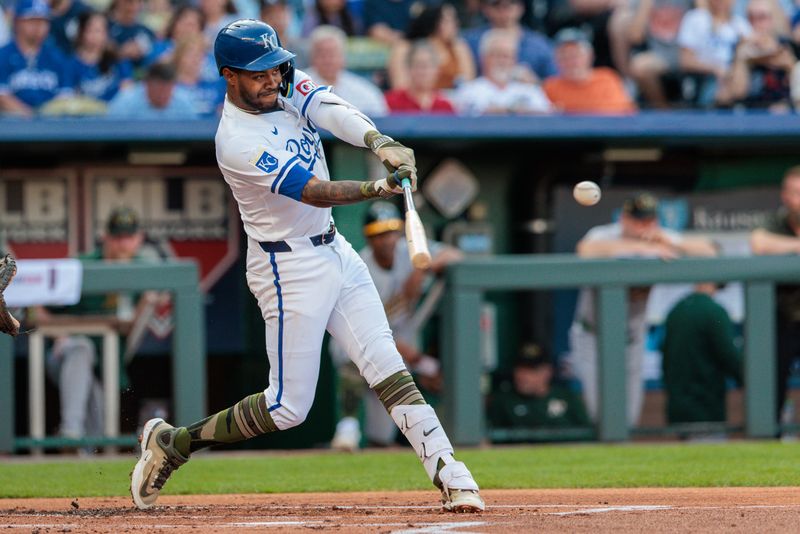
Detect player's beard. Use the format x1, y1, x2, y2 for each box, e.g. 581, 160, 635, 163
239, 85, 280, 113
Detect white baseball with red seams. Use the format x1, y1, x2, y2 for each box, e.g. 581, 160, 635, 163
573, 181, 602, 206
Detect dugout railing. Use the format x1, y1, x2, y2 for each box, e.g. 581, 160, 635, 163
0, 261, 205, 453
440, 254, 797, 445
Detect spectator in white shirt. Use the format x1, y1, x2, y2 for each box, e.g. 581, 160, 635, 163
453, 28, 553, 115
303, 24, 388, 117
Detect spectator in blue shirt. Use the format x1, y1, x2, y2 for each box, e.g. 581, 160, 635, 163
107, 0, 155, 68
107, 62, 199, 118
0, 0, 75, 117
173, 34, 225, 116
49, 0, 92, 52
463, 0, 557, 82
72, 11, 133, 102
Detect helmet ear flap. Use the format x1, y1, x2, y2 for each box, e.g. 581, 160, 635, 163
279, 59, 295, 97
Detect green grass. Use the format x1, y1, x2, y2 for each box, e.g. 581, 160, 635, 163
2, 441, 799, 498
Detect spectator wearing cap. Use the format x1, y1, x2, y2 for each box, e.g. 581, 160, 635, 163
487, 343, 590, 437
327, 201, 463, 450
107, 62, 199, 118
462, 0, 557, 83
37, 207, 151, 450
543, 27, 637, 113
0, 0, 75, 117
304, 25, 388, 116
384, 40, 457, 113
452, 28, 553, 114
568, 192, 716, 427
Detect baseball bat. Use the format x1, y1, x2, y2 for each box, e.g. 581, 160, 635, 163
400, 177, 432, 269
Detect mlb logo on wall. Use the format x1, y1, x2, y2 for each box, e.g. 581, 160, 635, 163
296, 79, 316, 96
256, 150, 279, 173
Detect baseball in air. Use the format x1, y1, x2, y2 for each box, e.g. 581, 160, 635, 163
573, 181, 602, 206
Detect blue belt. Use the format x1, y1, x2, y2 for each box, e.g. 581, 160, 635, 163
259, 225, 336, 253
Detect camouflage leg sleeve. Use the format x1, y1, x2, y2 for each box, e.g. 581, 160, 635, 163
174, 391, 278, 456
373, 370, 425, 413
339, 362, 365, 418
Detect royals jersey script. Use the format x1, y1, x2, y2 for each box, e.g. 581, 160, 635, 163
215, 70, 342, 242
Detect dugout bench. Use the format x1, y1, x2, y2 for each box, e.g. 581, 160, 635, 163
441, 254, 799, 445
0, 261, 205, 453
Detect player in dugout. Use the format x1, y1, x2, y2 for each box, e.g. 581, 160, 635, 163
130, 19, 484, 513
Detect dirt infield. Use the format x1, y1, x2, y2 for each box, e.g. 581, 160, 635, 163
2, 488, 799, 533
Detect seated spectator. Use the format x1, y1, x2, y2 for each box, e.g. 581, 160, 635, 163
140, 0, 173, 36
388, 3, 476, 90
304, 25, 388, 116
302, 0, 362, 37
49, 0, 92, 52
463, 0, 557, 83
173, 34, 225, 116
729, 0, 796, 110
543, 28, 637, 114
0, 0, 75, 117
618, 0, 695, 108
661, 282, 742, 428
363, 0, 421, 45
676, 0, 751, 107
453, 29, 553, 114
0, 4, 10, 47
385, 40, 456, 113
72, 11, 133, 103
107, 0, 156, 68
488, 343, 590, 434
107, 62, 198, 118
146, 6, 219, 83
199, 0, 238, 47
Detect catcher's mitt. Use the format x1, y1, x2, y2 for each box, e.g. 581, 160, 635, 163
0, 254, 20, 336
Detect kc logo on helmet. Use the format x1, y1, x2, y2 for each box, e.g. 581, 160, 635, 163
259, 32, 278, 49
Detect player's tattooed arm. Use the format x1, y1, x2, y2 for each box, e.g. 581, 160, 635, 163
300, 168, 412, 207
300, 177, 382, 207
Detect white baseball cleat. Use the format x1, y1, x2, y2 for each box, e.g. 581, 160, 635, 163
438, 460, 485, 513
130, 418, 188, 510
442, 488, 486, 513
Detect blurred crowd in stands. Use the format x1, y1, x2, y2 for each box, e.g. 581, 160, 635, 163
2, 0, 800, 118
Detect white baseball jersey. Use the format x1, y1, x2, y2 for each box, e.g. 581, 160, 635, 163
216, 70, 339, 242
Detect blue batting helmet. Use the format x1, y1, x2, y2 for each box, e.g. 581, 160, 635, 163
214, 19, 296, 96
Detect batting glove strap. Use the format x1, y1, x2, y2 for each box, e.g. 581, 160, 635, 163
364, 130, 396, 152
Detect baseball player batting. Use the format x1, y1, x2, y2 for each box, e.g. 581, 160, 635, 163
130, 19, 484, 513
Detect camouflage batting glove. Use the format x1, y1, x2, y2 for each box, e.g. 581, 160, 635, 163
374, 165, 415, 198
365, 130, 416, 185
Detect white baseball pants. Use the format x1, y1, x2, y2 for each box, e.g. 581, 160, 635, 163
245, 233, 407, 431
